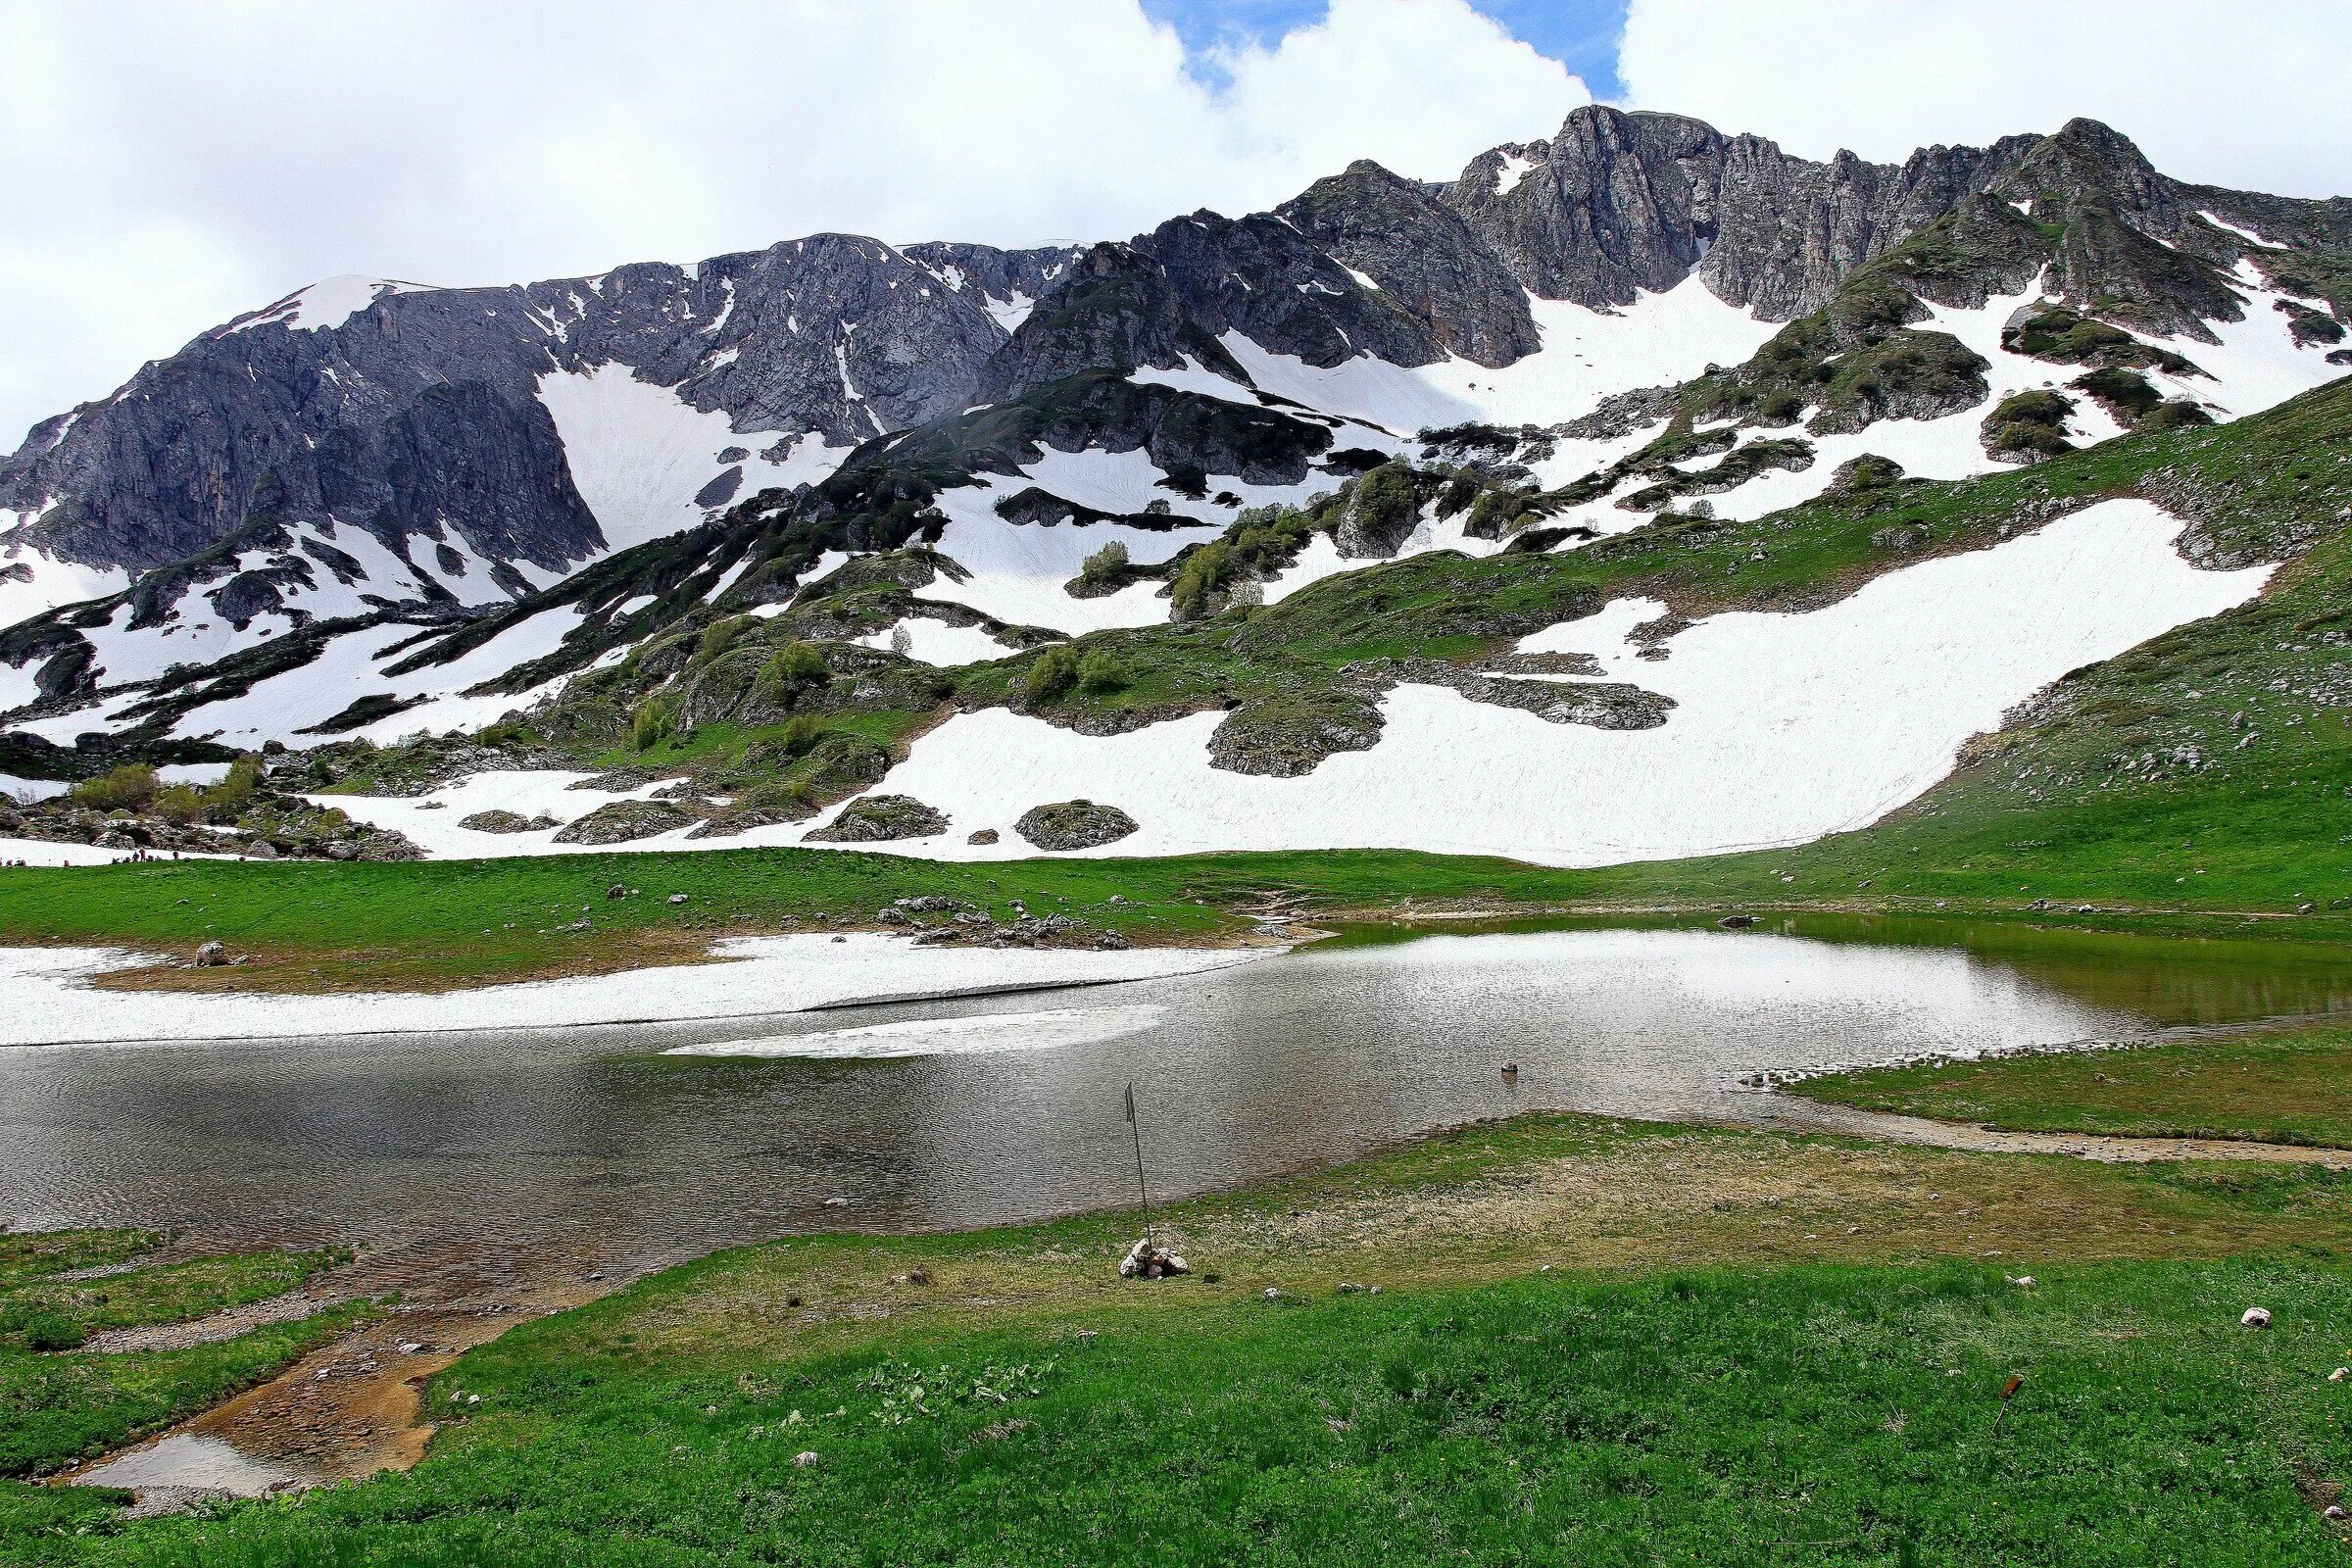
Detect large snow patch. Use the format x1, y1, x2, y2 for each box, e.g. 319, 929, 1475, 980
812, 499, 2268, 866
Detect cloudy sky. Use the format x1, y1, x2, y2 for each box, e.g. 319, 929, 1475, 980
2, 0, 2345, 446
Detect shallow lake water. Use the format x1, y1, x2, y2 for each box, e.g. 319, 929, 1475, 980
5, 917, 2351, 1294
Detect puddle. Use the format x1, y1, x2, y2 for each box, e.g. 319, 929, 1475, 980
73, 1433, 313, 1515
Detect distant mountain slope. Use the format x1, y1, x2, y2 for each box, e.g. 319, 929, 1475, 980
0, 107, 2344, 869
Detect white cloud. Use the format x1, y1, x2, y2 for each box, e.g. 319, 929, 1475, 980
1619, 0, 2352, 200
0, 0, 1589, 447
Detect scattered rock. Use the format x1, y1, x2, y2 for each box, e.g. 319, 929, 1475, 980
1119, 1239, 1190, 1280
1015, 800, 1138, 852
876, 906, 909, 925
1096, 930, 1130, 951
896, 895, 964, 912
667, 893, 689, 906
607, 884, 628, 901
193, 940, 227, 967
805, 795, 949, 843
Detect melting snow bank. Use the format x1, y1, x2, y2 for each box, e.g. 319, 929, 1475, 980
825, 499, 2269, 866
666, 1004, 1165, 1059
0, 937, 1266, 1048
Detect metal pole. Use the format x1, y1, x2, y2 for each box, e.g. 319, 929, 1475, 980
1125, 1081, 1152, 1243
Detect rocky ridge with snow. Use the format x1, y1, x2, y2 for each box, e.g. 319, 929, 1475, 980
0, 106, 2346, 872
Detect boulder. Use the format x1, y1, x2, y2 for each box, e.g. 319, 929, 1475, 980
1014, 800, 1138, 852
804, 795, 949, 843
1717, 913, 1756, 929
967, 828, 1000, 846
193, 940, 227, 967
553, 801, 700, 846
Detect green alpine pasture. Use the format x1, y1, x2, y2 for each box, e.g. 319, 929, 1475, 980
1799, 1022, 2352, 1151
17, 1113, 2352, 1563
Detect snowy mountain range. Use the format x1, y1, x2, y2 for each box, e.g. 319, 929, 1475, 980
1, 106, 2344, 869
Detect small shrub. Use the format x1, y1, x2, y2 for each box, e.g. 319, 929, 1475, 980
1077, 650, 1129, 694
628, 695, 678, 752
1026, 646, 1080, 704
1170, 544, 1235, 619
1076, 541, 1131, 593
152, 785, 203, 826
71, 764, 157, 813
765, 642, 831, 686
203, 756, 264, 815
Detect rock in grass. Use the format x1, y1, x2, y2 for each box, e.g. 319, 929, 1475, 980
2243, 1306, 2273, 1328
805, 794, 949, 843
1015, 800, 1138, 852
793, 1450, 819, 1468
1118, 1239, 1188, 1280
553, 800, 700, 846
459, 809, 559, 833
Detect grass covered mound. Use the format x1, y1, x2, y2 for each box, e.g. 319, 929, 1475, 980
36, 1113, 2352, 1565
1795, 1023, 2352, 1150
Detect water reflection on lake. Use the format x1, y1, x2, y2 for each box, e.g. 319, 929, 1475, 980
4, 920, 2349, 1289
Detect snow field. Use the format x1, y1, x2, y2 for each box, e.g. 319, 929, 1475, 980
798, 500, 2268, 867
171, 607, 586, 749
536, 364, 853, 555
0, 936, 1267, 1047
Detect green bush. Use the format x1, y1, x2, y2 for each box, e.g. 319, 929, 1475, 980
1075, 540, 1131, 592
1026, 646, 1080, 704
1170, 543, 1235, 620
697, 615, 752, 662
764, 642, 831, 686
1077, 649, 1129, 695
70, 764, 157, 813
203, 757, 264, 816
628, 695, 678, 752
152, 785, 203, 826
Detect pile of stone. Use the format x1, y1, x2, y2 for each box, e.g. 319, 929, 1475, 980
1117, 1238, 1189, 1280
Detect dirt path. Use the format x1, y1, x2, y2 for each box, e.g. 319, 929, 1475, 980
1755, 1095, 2352, 1166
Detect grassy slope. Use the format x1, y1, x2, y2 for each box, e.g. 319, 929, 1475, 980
35, 1113, 2352, 1564
1798, 1023, 2352, 1149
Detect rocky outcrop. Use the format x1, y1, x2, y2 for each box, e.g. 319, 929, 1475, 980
804, 793, 948, 843
458, 808, 559, 833
1013, 799, 1138, 851
551, 799, 700, 845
